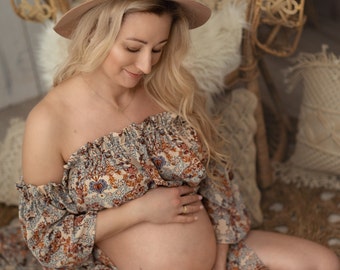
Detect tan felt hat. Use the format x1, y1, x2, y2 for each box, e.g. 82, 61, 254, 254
54, 0, 211, 39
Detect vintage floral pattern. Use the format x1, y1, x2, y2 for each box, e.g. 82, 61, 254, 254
16, 111, 265, 269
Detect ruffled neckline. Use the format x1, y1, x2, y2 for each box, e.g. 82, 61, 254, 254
64, 111, 178, 168
18, 111, 195, 190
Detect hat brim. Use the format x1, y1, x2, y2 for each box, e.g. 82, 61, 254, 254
54, 0, 211, 39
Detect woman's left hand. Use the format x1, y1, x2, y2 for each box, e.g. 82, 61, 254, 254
212, 243, 229, 270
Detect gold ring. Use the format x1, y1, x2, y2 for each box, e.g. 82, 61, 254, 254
182, 205, 187, 214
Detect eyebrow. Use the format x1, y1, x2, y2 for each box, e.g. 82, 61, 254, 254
126, 38, 168, 45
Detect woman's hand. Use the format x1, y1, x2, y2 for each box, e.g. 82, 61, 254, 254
212, 244, 229, 270
137, 185, 203, 224
95, 185, 202, 242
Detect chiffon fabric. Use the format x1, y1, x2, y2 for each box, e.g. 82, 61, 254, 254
17, 112, 266, 269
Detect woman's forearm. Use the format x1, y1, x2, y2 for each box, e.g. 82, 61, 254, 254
213, 243, 229, 270
95, 186, 203, 243
95, 199, 144, 243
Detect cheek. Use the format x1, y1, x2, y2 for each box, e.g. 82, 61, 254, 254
152, 54, 162, 66
106, 47, 132, 68
102, 53, 116, 71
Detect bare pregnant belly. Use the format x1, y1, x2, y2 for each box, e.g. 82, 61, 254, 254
97, 209, 217, 270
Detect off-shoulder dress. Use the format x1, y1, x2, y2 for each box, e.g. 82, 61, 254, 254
17, 112, 266, 269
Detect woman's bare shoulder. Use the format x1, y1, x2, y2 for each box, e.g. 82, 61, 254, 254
22, 88, 69, 186
25, 87, 68, 142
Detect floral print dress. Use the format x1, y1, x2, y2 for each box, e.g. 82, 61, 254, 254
17, 112, 267, 269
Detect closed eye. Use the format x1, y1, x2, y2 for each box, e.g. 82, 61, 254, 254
126, 47, 140, 53
126, 47, 163, 54
152, 49, 162, 53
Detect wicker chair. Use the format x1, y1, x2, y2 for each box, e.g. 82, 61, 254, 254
10, 0, 306, 189
225, 0, 306, 188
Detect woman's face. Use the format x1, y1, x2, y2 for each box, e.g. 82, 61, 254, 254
100, 11, 172, 89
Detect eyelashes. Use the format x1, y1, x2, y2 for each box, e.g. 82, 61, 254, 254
126, 47, 163, 53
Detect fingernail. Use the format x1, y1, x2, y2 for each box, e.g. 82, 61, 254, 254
198, 195, 203, 200
199, 205, 204, 210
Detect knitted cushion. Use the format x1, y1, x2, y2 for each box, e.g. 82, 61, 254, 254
0, 118, 25, 206
285, 45, 340, 175
215, 88, 262, 227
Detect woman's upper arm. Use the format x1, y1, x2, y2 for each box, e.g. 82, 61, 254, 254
18, 102, 98, 268
199, 166, 250, 244
22, 102, 64, 185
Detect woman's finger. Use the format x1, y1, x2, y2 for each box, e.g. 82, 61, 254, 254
177, 185, 196, 196
180, 194, 202, 206
174, 213, 199, 223
179, 201, 203, 215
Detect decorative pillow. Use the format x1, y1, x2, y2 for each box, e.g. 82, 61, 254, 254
214, 88, 262, 227
273, 161, 340, 190
184, 0, 248, 102
0, 118, 25, 206
285, 45, 340, 175
36, 20, 69, 90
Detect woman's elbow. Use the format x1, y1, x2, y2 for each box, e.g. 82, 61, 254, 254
26, 238, 93, 268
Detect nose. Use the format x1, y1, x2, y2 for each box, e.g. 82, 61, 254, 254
136, 51, 153, 74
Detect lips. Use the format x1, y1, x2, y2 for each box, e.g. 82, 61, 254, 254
125, 69, 143, 79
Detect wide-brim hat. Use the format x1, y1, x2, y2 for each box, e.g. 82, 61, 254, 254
54, 0, 211, 39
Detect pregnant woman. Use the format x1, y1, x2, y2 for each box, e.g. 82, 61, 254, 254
17, 0, 339, 269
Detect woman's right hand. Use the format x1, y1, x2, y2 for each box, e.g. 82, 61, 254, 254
95, 185, 203, 242
137, 186, 203, 224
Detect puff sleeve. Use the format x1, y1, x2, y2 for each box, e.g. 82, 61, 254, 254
16, 180, 97, 268
199, 164, 250, 244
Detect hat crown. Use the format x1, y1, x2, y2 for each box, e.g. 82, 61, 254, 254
54, 0, 211, 38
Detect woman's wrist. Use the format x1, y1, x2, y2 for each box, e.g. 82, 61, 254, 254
213, 243, 229, 269
127, 196, 149, 223
95, 199, 145, 242
217, 243, 229, 253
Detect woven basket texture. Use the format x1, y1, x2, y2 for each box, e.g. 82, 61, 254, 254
286, 46, 340, 175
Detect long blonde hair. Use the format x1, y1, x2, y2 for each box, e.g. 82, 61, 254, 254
53, 0, 231, 181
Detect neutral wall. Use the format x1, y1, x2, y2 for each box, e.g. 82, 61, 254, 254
0, 1, 44, 110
